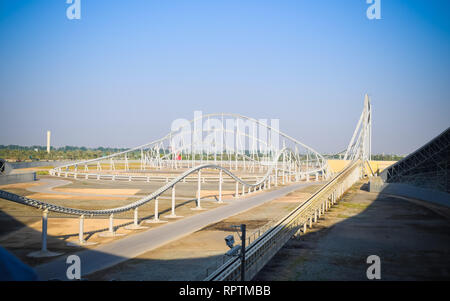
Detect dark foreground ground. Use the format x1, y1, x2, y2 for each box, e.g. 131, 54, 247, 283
254, 181, 450, 281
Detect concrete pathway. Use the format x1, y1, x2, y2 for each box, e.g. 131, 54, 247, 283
35, 181, 318, 280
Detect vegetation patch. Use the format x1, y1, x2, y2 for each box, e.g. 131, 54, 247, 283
341, 202, 370, 210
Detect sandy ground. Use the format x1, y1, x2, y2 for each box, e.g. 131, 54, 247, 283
0, 182, 43, 189
26, 193, 128, 201
253, 180, 450, 281
9, 166, 54, 174
0, 217, 134, 249
0, 177, 258, 267
52, 188, 141, 195
86, 184, 323, 280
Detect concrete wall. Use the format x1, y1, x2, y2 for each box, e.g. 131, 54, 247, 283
0, 172, 36, 185
8, 161, 76, 169
369, 180, 450, 208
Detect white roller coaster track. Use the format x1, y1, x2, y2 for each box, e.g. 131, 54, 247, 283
49, 113, 328, 181
0, 147, 309, 217
0, 96, 373, 261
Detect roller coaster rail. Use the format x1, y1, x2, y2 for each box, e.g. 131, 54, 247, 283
0, 95, 371, 259
205, 95, 372, 280
0, 147, 309, 217
48, 113, 329, 183
0, 146, 323, 256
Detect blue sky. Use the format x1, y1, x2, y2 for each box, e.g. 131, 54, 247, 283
0, 0, 449, 154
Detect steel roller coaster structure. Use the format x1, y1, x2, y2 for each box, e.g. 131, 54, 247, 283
0, 95, 373, 258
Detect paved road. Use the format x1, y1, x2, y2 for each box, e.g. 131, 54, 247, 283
35, 181, 319, 280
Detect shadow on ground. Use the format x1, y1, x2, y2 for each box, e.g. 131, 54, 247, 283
253, 181, 450, 281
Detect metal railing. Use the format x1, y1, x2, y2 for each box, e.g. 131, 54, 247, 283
205, 160, 361, 281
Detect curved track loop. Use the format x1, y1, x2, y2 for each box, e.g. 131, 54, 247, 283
0, 148, 305, 217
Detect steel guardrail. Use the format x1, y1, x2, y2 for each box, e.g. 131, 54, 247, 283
205, 160, 361, 281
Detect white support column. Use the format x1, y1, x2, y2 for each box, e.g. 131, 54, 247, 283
192, 170, 204, 210
27, 209, 63, 257
234, 181, 239, 198
146, 197, 168, 223
154, 198, 159, 220
99, 213, 126, 237
167, 186, 183, 218
79, 214, 85, 243
42, 209, 48, 252
171, 186, 176, 215
67, 214, 98, 246
109, 214, 113, 232
125, 207, 148, 229
218, 170, 223, 203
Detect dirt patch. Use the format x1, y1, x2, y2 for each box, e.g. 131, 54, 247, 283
0, 217, 134, 248
202, 219, 269, 232
53, 188, 141, 195
27, 193, 127, 201
0, 181, 44, 189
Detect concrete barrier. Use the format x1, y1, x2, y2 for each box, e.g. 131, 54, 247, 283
369, 179, 450, 208
0, 159, 13, 175
8, 161, 78, 169
0, 172, 36, 185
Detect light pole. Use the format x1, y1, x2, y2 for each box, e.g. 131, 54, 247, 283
225, 224, 247, 281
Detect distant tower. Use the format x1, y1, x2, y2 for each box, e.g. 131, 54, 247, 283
47, 131, 51, 153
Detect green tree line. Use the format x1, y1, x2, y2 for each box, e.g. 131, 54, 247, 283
0, 145, 128, 161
